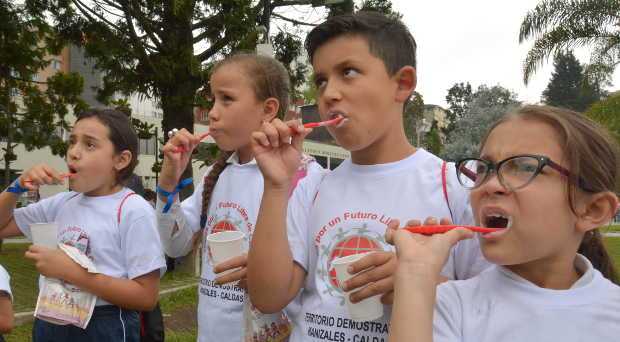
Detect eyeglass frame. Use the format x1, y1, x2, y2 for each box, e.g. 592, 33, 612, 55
455, 154, 595, 193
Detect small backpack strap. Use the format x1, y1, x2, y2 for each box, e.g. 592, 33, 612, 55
441, 161, 454, 222
117, 191, 137, 224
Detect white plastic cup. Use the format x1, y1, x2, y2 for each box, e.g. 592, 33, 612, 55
206, 231, 246, 278
331, 252, 384, 321
30, 223, 58, 249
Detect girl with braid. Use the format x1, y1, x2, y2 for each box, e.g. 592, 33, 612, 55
156, 53, 324, 342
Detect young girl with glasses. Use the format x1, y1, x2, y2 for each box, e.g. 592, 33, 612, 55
387, 105, 620, 342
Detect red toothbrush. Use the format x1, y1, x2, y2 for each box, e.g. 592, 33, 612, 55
404, 225, 502, 235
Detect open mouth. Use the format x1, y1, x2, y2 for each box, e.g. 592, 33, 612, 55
67, 166, 78, 177
480, 211, 512, 238
484, 214, 511, 229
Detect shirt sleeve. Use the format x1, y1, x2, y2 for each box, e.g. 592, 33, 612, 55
0, 265, 11, 301
180, 174, 207, 234
156, 172, 209, 258
121, 201, 167, 279
287, 166, 326, 272
13, 192, 75, 240
433, 282, 463, 342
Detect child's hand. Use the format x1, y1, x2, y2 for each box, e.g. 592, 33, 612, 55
342, 250, 398, 305
213, 254, 248, 289
392, 217, 473, 280
251, 119, 311, 189
19, 164, 64, 190
160, 128, 200, 191
24, 245, 84, 281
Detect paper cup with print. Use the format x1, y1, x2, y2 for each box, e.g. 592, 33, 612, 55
30, 223, 58, 249
332, 252, 383, 321
206, 231, 246, 280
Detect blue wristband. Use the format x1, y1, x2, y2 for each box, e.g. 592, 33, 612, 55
6, 179, 29, 195
157, 178, 193, 213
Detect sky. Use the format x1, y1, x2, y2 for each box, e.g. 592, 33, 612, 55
390, 0, 620, 107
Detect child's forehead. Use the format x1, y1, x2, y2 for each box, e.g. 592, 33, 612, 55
482, 119, 564, 160
72, 117, 110, 139
311, 35, 376, 69
210, 64, 252, 88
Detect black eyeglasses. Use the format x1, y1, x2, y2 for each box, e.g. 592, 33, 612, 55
456, 154, 595, 192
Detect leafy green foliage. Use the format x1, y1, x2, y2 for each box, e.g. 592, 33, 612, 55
519, 0, 620, 85
542, 50, 606, 111
442, 85, 520, 161
1, 0, 86, 185
586, 91, 620, 146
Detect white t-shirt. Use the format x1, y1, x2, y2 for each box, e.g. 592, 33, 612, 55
14, 188, 166, 306
287, 149, 489, 342
170, 153, 325, 342
0, 265, 11, 301
434, 254, 620, 342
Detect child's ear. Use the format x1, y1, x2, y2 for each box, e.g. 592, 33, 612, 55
262, 98, 280, 122
393, 66, 417, 103
114, 150, 133, 173
575, 191, 619, 233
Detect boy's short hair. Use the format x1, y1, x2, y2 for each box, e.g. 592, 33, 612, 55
305, 11, 417, 76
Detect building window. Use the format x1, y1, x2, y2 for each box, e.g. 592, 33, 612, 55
54, 126, 68, 141
51, 59, 61, 70
139, 137, 157, 156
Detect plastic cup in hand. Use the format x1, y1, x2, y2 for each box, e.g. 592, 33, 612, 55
206, 231, 246, 280
30, 223, 58, 249
331, 252, 384, 322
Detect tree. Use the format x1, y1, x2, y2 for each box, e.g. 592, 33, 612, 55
519, 0, 620, 85
586, 91, 620, 147
424, 120, 442, 155
586, 91, 620, 193
358, 0, 402, 19
542, 50, 605, 111
444, 82, 473, 137
442, 85, 520, 161
0, 0, 87, 187
543, 51, 583, 109
403, 91, 424, 145
34, 0, 388, 196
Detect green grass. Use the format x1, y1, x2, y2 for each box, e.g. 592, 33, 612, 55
161, 286, 198, 341
2, 285, 199, 342
602, 224, 620, 233
166, 329, 198, 342
3, 320, 32, 342
1, 243, 199, 341
0, 243, 39, 312
604, 236, 620, 268
0, 243, 197, 313
160, 285, 197, 313
160, 268, 199, 290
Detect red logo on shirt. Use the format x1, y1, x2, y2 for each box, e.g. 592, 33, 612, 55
211, 220, 237, 234
328, 236, 382, 288
317, 223, 386, 300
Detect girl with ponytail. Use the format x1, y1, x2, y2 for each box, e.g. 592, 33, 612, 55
155, 53, 323, 342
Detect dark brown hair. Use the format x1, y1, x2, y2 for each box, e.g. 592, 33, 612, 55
305, 11, 417, 75
198, 53, 290, 230
481, 105, 619, 283
75, 109, 139, 185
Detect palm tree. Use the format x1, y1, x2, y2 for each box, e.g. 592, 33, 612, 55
519, 0, 620, 85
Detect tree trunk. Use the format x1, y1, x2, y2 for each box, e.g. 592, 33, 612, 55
3, 97, 13, 188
